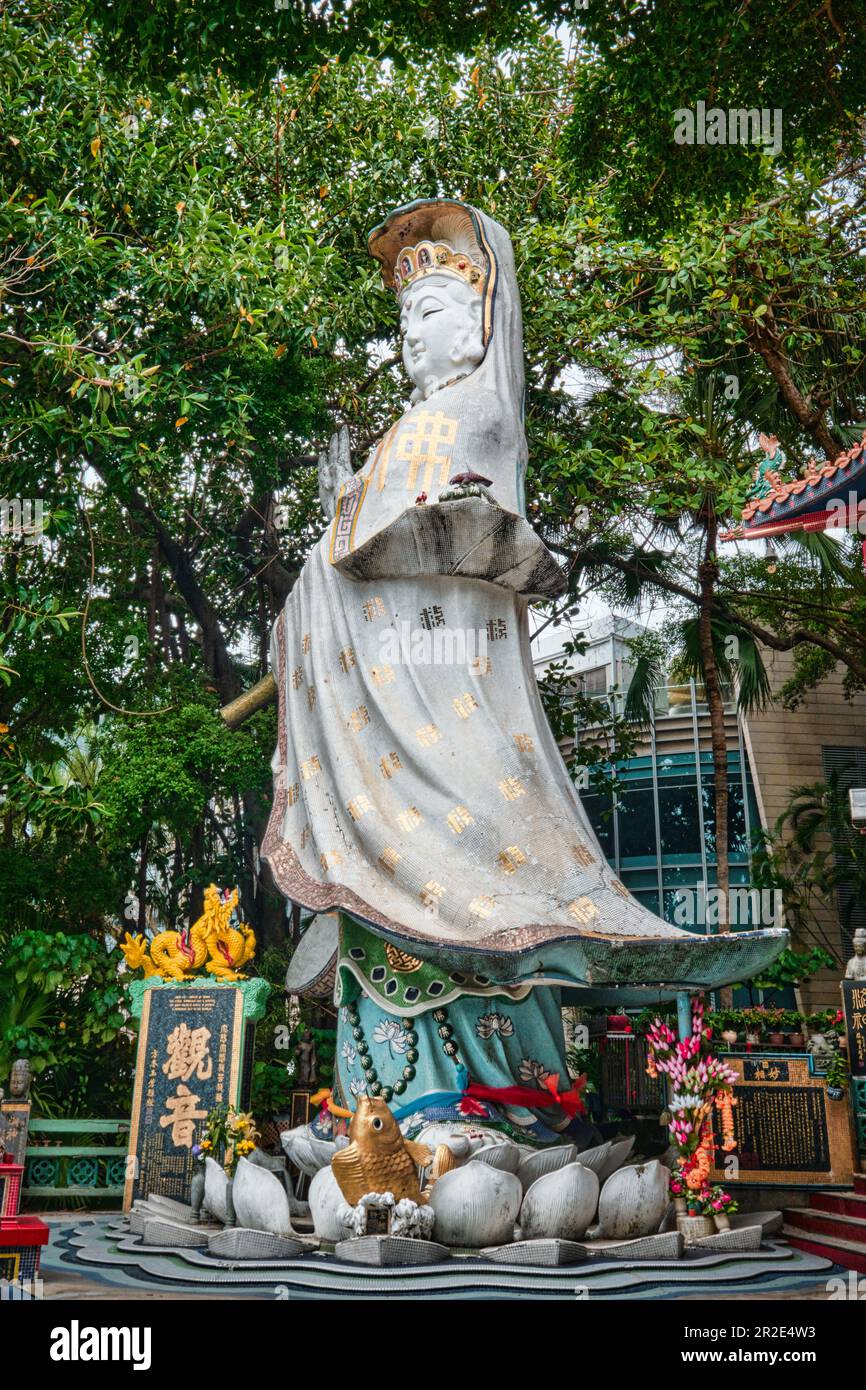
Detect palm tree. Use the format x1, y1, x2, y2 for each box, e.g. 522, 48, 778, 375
623, 373, 772, 939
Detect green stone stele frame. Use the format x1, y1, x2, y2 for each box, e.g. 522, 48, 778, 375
127, 974, 271, 1022
123, 976, 272, 1212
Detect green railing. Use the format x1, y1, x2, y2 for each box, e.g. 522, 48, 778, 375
24, 1119, 130, 1204
853, 1078, 866, 1159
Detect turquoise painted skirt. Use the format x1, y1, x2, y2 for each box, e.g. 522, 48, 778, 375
329, 981, 596, 1148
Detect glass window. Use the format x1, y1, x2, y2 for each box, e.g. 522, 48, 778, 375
582, 791, 615, 858
578, 665, 609, 696
616, 781, 657, 860
658, 775, 702, 857
700, 769, 748, 858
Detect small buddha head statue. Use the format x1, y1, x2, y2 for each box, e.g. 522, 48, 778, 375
9, 1057, 30, 1100
853, 928, 866, 957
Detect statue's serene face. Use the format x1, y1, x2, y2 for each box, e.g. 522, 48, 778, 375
399, 274, 484, 400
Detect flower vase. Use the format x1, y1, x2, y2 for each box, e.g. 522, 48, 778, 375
224, 1174, 236, 1228
190, 1165, 206, 1224
680, 1214, 716, 1243
713, 1212, 731, 1232
673, 1196, 687, 1216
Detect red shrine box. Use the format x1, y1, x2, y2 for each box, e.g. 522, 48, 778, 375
0, 1214, 49, 1287
0, 1162, 24, 1217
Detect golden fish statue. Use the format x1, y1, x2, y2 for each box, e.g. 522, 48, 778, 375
331, 1096, 438, 1205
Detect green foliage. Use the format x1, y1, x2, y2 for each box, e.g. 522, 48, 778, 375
250, 938, 295, 1116
567, 0, 866, 233
748, 946, 837, 992
565, 1043, 600, 1095
99, 699, 271, 844
2, 2, 866, 1114
251, 1057, 294, 1117
825, 1050, 849, 1092
0, 929, 133, 1112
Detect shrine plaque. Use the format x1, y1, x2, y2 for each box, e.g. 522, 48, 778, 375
123, 986, 245, 1211
0, 1102, 31, 1168
743, 1058, 789, 1082
290, 1090, 312, 1128
841, 980, 866, 1078
711, 1055, 855, 1187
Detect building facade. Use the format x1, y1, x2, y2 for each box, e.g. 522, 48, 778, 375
534, 612, 866, 1009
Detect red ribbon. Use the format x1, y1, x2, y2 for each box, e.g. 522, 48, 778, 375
463, 1072, 587, 1118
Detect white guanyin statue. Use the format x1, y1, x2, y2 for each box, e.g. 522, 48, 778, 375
845, 928, 866, 981
264, 198, 786, 1152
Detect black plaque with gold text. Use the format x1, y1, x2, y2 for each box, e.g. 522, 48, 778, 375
733, 1086, 829, 1172
711, 1055, 855, 1186
123, 985, 244, 1210
841, 980, 866, 1078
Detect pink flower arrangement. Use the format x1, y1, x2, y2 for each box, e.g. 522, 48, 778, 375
645, 995, 739, 1169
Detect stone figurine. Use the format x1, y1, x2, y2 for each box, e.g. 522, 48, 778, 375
9, 1058, 31, 1101
263, 198, 785, 1152
746, 432, 785, 501
845, 927, 866, 981
295, 1028, 318, 1090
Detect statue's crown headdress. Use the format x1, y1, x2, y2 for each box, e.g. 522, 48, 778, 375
368, 201, 487, 299
393, 239, 484, 296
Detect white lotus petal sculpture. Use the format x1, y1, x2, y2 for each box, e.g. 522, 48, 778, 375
309, 1163, 348, 1242
428, 1162, 522, 1248
597, 1135, 636, 1183
471, 1140, 522, 1173
232, 1156, 294, 1239
517, 1143, 577, 1193
280, 1125, 335, 1178
569, 1140, 611, 1176
203, 1156, 230, 1224
597, 1159, 669, 1240
519, 1162, 599, 1241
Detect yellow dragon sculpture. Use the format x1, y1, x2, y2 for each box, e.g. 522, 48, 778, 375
120, 884, 256, 982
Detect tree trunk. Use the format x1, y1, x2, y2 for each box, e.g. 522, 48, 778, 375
137, 830, 149, 935
750, 316, 840, 459
698, 515, 732, 1007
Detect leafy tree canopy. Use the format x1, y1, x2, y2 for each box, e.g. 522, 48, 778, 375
2, 0, 866, 1107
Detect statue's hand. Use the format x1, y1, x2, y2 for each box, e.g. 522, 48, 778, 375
318, 424, 353, 521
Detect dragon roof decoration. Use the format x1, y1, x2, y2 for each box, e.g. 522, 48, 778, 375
722, 428, 866, 542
